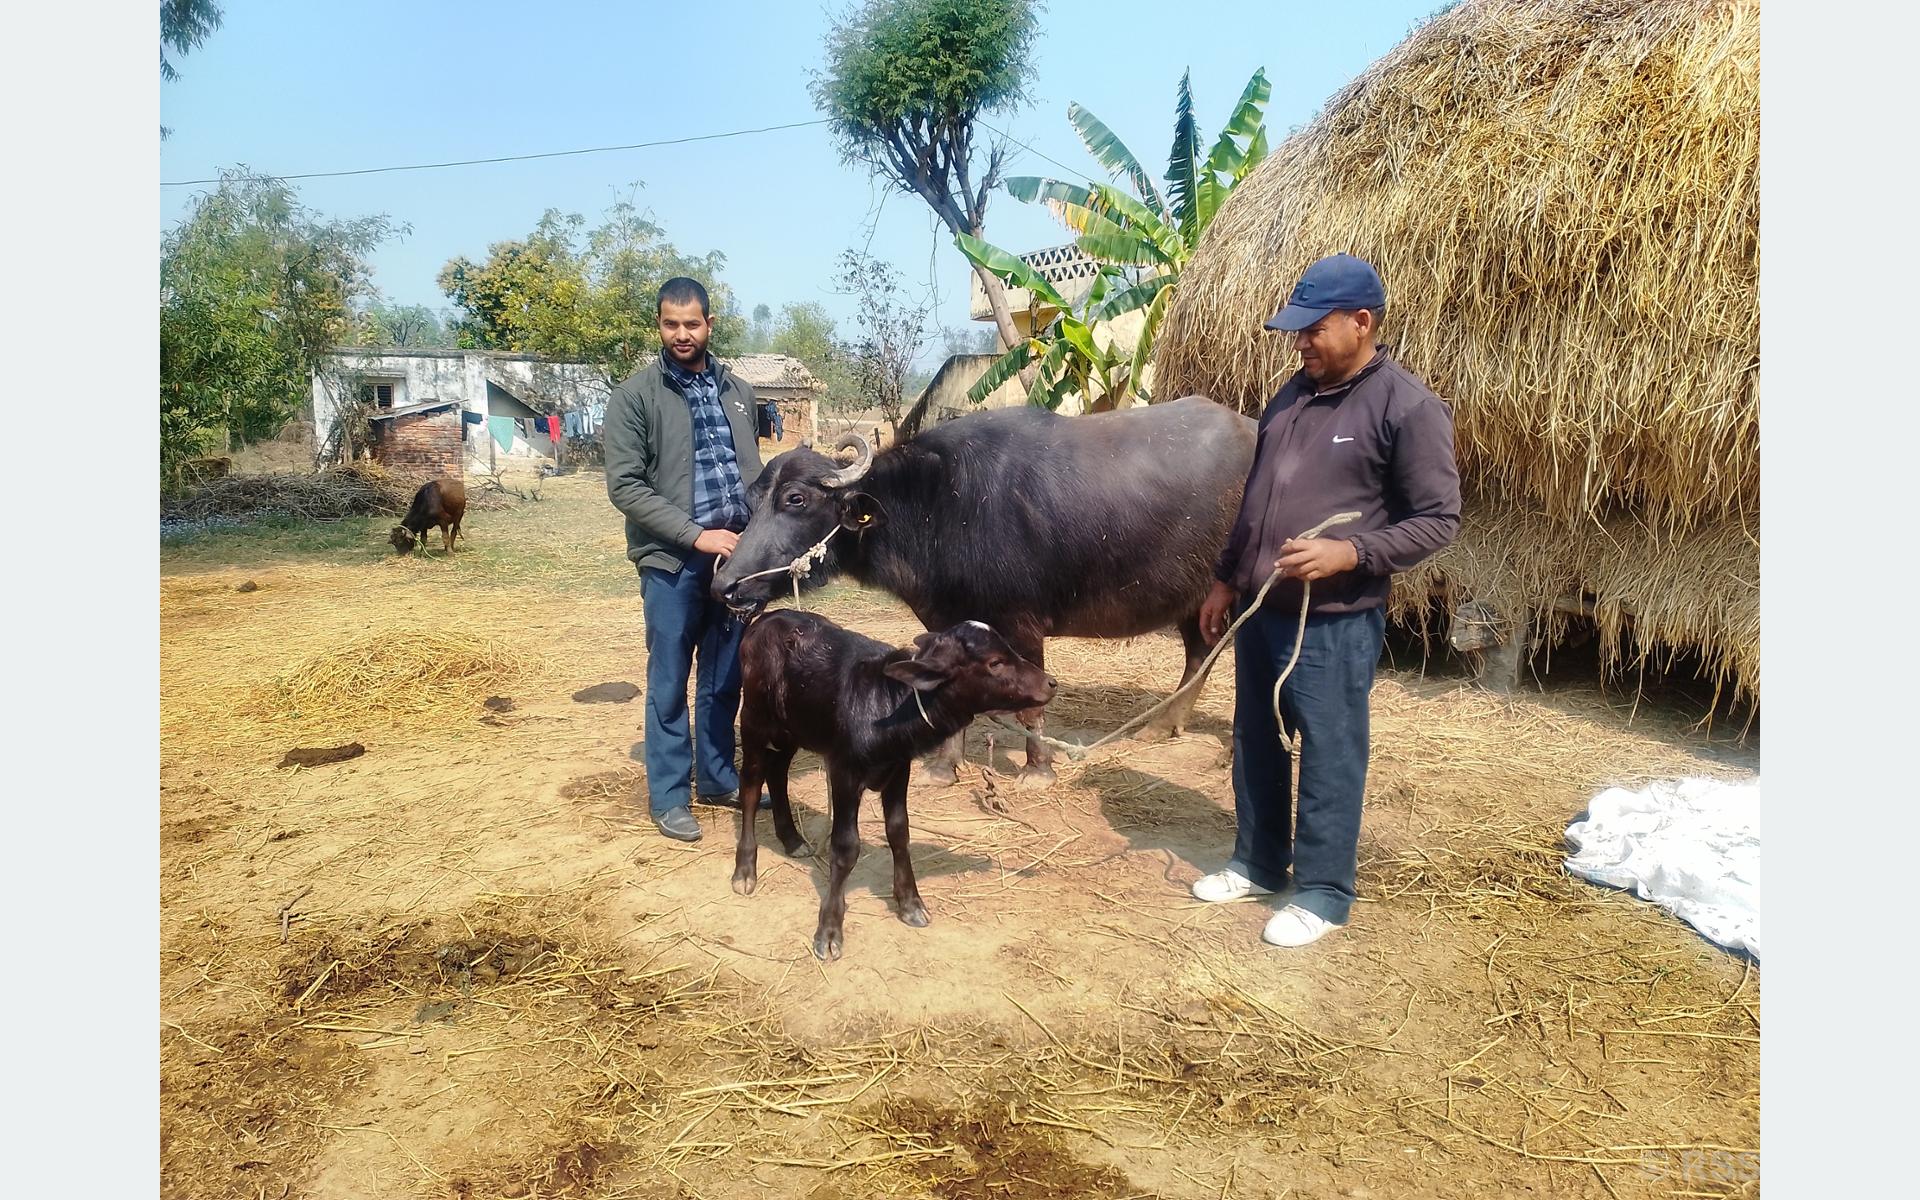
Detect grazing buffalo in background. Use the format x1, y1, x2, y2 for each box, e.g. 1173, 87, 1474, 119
390, 478, 466, 555
712, 397, 1258, 785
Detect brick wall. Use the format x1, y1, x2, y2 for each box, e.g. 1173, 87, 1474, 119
374, 411, 465, 481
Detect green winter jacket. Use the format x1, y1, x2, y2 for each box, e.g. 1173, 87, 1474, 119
603, 353, 766, 574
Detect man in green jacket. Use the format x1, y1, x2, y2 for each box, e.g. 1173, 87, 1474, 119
604, 278, 765, 842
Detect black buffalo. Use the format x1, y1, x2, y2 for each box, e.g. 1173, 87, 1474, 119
712, 397, 1257, 785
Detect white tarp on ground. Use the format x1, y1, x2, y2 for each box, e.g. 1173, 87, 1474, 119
1564, 776, 1760, 957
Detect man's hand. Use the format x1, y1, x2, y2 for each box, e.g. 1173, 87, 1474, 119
1274, 537, 1359, 582
1199, 580, 1238, 646
693, 528, 740, 558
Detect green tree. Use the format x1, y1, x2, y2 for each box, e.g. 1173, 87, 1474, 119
438, 200, 739, 375
956, 67, 1270, 409
160, 0, 224, 138
159, 169, 397, 479
355, 301, 453, 348
769, 301, 851, 408
746, 303, 775, 352
812, 0, 1041, 353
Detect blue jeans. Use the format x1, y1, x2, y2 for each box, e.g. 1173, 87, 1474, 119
1227, 603, 1385, 925
639, 554, 743, 817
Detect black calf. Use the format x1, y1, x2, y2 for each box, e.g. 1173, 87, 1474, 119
733, 611, 1055, 960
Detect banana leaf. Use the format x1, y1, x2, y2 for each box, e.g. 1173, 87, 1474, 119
963, 340, 1035, 406
1067, 103, 1166, 217
1089, 273, 1172, 324
955, 232, 1071, 312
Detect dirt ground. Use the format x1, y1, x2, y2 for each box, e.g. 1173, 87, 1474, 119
161, 474, 1759, 1200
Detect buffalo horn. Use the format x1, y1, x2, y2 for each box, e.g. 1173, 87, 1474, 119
821, 432, 873, 488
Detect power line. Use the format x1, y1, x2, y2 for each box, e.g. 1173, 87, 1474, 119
160, 118, 831, 188
978, 119, 1095, 183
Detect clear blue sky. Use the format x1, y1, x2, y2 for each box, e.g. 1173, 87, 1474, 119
159, 0, 1441, 351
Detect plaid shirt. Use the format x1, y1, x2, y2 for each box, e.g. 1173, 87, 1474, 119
663, 355, 750, 532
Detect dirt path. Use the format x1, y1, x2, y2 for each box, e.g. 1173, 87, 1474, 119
161, 475, 1759, 1199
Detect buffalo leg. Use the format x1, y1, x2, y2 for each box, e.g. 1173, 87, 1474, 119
1007, 631, 1056, 788
764, 748, 810, 857
878, 765, 928, 927
813, 768, 863, 961
1142, 614, 1212, 740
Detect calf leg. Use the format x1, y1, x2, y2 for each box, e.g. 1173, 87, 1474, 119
764, 748, 811, 857
878, 765, 928, 927
731, 744, 766, 896
1141, 614, 1212, 740
813, 768, 864, 962
920, 730, 965, 788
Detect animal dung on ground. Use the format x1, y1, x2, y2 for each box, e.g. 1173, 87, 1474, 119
277, 743, 366, 769
234, 580, 260, 593
572, 681, 640, 704
483, 696, 516, 712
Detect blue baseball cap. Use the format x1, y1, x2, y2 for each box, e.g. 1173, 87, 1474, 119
1265, 254, 1387, 331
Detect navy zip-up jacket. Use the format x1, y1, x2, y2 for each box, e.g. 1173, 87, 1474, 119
1214, 348, 1462, 614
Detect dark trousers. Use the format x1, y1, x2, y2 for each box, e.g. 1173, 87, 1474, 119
639, 554, 743, 817
1227, 603, 1385, 925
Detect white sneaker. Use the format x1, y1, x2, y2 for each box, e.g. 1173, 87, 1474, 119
1191, 868, 1274, 903
1261, 905, 1338, 947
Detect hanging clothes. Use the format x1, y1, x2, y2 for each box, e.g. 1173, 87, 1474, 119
487, 416, 515, 452
547, 415, 562, 442
564, 409, 583, 438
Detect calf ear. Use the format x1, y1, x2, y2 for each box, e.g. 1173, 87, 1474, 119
886, 630, 966, 692
838, 491, 887, 533
883, 658, 948, 692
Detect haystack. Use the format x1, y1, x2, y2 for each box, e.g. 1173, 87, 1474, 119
1155, 0, 1759, 702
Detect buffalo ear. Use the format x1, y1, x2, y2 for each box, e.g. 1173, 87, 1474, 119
838, 491, 887, 533
883, 658, 948, 693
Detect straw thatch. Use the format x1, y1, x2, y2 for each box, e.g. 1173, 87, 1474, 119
1154, 0, 1758, 699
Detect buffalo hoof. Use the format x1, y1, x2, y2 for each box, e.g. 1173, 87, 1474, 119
920, 761, 959, 787
898, 900, 930, 928
1016, 763, 1057, 790
812, 928, 844, 961
731, 870, 756, 896
782, 839, 815, 859
1135, 721, 1184, 743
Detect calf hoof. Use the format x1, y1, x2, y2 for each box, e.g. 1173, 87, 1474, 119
898, 900, 930, 928
731, 870, 757, 896
781, 838, 814, 859
811, 928, 844, 961
1016, 763, 1057, 790
920, 761, 959, 787
1136, 721, 1183, 743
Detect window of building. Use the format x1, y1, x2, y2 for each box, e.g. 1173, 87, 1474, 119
359, 379, 402, 409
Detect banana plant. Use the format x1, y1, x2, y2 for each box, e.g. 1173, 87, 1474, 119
954, 233, 1172, 410
953, 67, 1270, 409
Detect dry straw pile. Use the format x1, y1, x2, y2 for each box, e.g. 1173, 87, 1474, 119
1155, 0, 1759, 702
161, 463, 414, 523
253, 628, 528, 728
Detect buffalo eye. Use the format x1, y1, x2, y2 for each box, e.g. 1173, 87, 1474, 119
783, 490, 807, 509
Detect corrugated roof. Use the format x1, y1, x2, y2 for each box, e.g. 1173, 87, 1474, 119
367, 399, 463, 421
